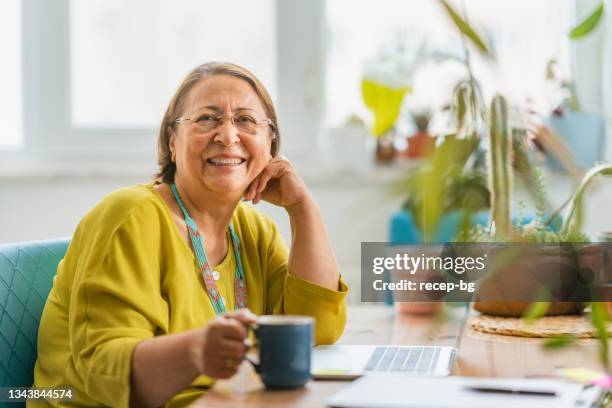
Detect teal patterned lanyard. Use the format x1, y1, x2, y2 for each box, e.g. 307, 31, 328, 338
170, 183, 247, 315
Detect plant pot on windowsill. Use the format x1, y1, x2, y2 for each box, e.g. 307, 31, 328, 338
473, 244, 601, 317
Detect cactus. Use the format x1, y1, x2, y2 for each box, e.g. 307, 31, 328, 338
487, 95, 513, 237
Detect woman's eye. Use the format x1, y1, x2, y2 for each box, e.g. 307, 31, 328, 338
197, 115, 217, 123
237, 115, 256, 124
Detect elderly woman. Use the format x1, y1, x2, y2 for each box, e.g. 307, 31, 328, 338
31, 62, 348, 407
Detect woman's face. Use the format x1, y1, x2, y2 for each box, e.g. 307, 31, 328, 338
170, 75, 273, 199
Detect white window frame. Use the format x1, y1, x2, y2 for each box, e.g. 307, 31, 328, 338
3, 0, 325, 167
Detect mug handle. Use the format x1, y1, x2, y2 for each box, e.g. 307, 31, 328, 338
243, 323, 261, 373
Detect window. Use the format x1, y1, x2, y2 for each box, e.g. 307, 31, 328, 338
325, 0, 573, 128
7, 0, 322, 161
3, 0, 283, 161
0, 0, 23, 149
70, 0, 277, 128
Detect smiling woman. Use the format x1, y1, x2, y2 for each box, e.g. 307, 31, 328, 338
30, 62, 348, 408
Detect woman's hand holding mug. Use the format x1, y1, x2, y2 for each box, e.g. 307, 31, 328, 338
192, 309, 256, 379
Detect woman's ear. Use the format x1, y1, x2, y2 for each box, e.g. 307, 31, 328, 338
268, 134, 276, 160
169, 129, 177, 162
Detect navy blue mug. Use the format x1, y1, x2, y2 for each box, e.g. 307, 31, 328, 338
249, 315, 314, 389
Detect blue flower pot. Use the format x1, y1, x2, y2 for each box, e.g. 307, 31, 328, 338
544, 112, 605, 171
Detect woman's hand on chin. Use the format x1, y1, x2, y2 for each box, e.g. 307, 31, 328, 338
243, 156, 312, 209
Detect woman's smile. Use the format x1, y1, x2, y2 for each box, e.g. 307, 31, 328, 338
205, 155, 247, 167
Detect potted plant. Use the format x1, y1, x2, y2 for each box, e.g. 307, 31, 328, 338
389, 77, 554, 245
361, 78, 410, 164
403, 110, 436, 159
461, 93, 598, 317
389, 1, 571, 246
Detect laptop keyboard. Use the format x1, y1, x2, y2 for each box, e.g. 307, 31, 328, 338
364, 346, 441, 373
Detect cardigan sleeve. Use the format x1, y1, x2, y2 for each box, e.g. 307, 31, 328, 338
263, 216, 348, 345
69, 201, 168, 407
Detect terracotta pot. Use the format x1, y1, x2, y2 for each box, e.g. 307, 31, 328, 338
375, 129, 398, 164
375, 137, 396, 163
473, 244, 599, 317
389, 245, 445, 315
404, 131, 436, 158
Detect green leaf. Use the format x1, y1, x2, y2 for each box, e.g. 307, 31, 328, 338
439, 0, 490, 56
569, 2, 605, 40
523, 302, 550, 325
562, 164, 612, 235
590, 302, 609, 371
361, 79, 411, 137
543, 335, 577, 350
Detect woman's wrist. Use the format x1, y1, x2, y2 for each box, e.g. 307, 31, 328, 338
284, 193, 317, 218
130, 329, 207, 407
186, 328, 206, 375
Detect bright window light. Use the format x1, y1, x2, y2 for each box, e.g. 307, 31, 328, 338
70, 0, 277, 128
0, 0, 23, 149
326, 0, 572, 128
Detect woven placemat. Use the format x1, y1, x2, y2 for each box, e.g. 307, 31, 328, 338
469, 315, 612, 338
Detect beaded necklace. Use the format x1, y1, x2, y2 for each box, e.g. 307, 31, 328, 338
170, 183, 247, 314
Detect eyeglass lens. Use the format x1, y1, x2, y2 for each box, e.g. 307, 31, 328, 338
191, 115, 263, 135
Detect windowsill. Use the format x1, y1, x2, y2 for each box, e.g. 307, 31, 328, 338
0, 161, 158, 182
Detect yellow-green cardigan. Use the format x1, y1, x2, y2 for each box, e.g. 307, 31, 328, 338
30, 182, 348, 407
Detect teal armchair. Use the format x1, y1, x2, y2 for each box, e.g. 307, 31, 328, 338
0, 239, 69, 389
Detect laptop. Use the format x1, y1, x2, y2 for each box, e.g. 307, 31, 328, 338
312, 345, 456, 379
312, 304, 468, 379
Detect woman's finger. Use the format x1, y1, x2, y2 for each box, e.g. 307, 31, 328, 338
257, 169, 274, 194
252, 168, 272, 204
218, 338, 249, 357
211, 355, 242, 377
244, 176, 260, 201
254, 161, 287, 204
264, 159, 290, 188
218, 317, 248, 340
224, 309, 257, 325
256, 166, 273, 192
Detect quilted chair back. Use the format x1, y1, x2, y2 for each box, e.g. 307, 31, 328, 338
0, 239, 69, 388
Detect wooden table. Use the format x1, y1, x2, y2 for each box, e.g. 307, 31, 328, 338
194, 305, 609, 407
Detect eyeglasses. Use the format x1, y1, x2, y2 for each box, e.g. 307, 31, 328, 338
175, 113, 274, 135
